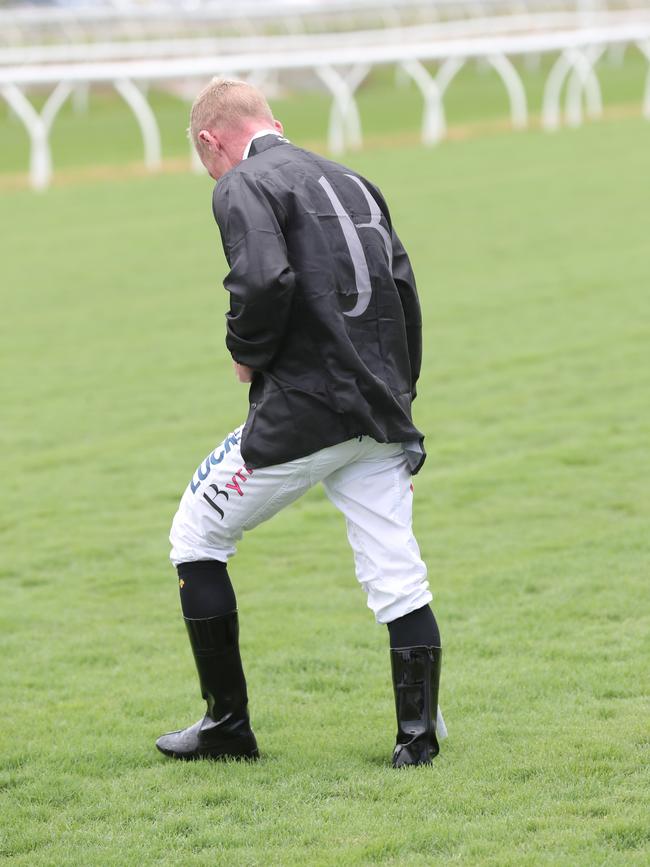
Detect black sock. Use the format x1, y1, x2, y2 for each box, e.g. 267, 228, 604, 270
177, 560, 236, 619
387, 604, 441, 649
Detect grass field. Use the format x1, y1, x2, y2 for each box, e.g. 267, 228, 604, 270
1, 69, 650, 865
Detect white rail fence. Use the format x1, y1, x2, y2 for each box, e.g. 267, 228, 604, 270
1, 0, 625, 44
1, 11, 645, 66
2, 22, 649, 190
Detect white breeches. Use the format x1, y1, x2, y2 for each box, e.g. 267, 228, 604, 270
169, 426, 432, 624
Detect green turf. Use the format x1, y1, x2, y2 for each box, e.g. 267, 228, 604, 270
1, 113, 649, 864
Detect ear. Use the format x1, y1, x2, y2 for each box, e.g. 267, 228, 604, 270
198, 129, 220, 150
273, 118, 284, 135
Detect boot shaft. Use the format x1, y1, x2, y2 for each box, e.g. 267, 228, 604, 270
185, 609, 239, 656
390, 645, 442, 766
184, 611, 249, 723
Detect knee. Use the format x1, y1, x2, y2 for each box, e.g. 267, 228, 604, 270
169, 507, 237, 567
365, 571, 432, 625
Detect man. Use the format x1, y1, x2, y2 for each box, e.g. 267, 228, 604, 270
156, 78, 445, 768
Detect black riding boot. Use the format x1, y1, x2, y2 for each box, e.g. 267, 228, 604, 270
156, 611, 259, 760
390, 645, 442, 768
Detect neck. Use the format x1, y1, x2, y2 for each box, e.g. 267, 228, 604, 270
227, 122, 279, 166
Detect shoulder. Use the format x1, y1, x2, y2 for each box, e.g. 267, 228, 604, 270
211, 167, 240, 212
211, 168, 254, 227
300, 150, 387, 203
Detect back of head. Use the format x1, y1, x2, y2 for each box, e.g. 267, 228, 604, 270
189, 78, 274, 151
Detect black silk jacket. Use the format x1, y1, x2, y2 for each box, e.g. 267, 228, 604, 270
212, 133, 425, 472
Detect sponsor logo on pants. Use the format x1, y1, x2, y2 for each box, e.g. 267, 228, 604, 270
189, 430, 241, 494
187, 428, 254, 521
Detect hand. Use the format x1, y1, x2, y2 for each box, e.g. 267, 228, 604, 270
233, 361, 254, 383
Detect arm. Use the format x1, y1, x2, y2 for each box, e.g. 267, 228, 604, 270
392, 228, 422, 399
213, 172, 296, 372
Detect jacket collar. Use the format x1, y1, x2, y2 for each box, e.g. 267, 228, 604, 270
242, 130, 290, 160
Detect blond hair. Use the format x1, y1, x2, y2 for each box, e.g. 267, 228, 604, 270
189, 77, 274, 150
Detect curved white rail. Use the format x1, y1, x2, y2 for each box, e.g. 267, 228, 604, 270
1, 81, 73, 190
487, 52, 528, 128
399, 56, 467, 144
565, 45, 605, 127
113, 78, 162, 170
542, 44, 605, 130
316, 64, 370, 154
400, 59, 445, 145
543, 50, 571, 130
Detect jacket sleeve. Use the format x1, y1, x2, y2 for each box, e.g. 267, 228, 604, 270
392, 228, 422, 399
213, 172, 296, 371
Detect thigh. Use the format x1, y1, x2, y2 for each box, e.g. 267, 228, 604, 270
322, 441, 431, 624
170, 425, 314, 565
